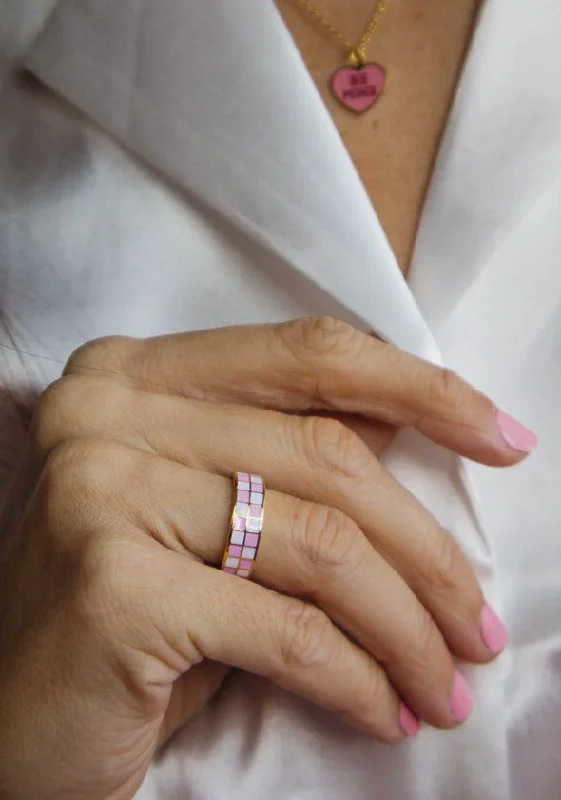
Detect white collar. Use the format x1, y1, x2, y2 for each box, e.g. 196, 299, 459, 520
23, 0, 439, 360
22, 0, 561, 357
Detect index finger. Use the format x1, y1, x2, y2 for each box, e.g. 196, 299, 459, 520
64, 317, 537, 466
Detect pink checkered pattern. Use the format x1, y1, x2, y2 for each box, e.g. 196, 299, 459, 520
221, 472, 265, 579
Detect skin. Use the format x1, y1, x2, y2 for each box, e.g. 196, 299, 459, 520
0, 318, 529, 799
275, 0, 482, 272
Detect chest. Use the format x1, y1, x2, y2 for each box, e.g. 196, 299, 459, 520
275, 0, 480, 272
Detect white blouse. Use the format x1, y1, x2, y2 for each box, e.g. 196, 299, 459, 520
1, 1, 561, 798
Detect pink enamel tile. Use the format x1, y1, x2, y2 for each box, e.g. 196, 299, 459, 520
228, 545, 243, 557
249, 492, 263, 504
238, 473, 250, 482
244, 532, 260, 548
233, 516, 245, 531
250, 475, 263, 484
246, 517, 262, 533
223, 567, 236, 575
238, 481, 250, 491
239, 559, 253, 570
249, 505, 262, 517
236, 569, 251, 578
235, 503, 249, 517
242, 546, 256, 559
237, 490, 250, 503
230, 530, 245, 546
224, 556, 240, 569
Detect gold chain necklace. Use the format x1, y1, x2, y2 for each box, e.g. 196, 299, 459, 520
293, 0, 391, 113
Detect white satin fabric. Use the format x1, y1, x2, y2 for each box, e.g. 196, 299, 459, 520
1, 1, 560, 798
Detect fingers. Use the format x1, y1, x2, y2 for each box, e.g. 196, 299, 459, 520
153, 557, 407, 743
96, 447, 468, 730
35, 439, 406, 744
34, 380, 500, 668
256, 494, 464, 730
64, 318, 537, 465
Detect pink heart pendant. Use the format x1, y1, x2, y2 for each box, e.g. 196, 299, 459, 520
330, 63, 386, 114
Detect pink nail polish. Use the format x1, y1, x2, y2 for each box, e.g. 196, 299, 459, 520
496, 410, 537, 453
480, 603, 509, 655
399, 702, 419, 737
450, 672, 473, 723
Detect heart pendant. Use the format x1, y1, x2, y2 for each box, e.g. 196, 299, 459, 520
330, 63, 386, 114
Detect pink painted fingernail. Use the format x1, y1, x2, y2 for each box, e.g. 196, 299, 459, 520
480, 603, 509, 655
450, 672, 473, 723
496, 410, 537, 453
399, 702, 419, 737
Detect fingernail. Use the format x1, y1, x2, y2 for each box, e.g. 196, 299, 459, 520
399, 702, 419, 737
496, 410, 537, 453
480, 603, 509, 655
450, 672, 473, 724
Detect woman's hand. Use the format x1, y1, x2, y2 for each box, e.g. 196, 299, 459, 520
0, 318, 533, 800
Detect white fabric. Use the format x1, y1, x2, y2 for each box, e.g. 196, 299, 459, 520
0, 1, 560, 797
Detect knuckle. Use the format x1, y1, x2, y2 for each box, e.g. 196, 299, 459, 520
426, 367, 464, 412
280, 316, 363, 360
64, 335, 136, 377
279, 600, 334, 674
33, 377, 134, 454
426, 529, 465, 596
32, 378, 72, 453
45, 439, 134, 503
300, 415, 373, 479
298, 502, 361, 573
